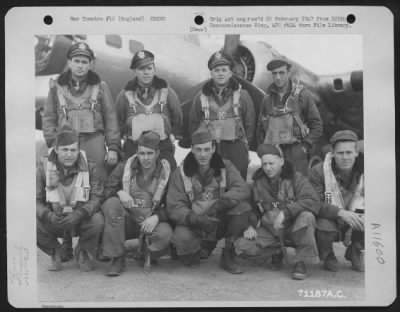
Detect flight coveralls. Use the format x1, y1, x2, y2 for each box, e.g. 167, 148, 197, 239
235, 161, 320, 264
189, 78, 255, 180
166, 152, 252, 258
36, 149, 104, 258
116, 76, 182, 170
101, 156, 173, 260
257, 80, 322, 176
309, 153, 365, 266
43, 69, 121, 183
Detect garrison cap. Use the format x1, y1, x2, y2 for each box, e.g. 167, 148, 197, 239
330, 130, 358, 146
56, 124, 79, 146
130, 50, 155, 70
67, 42, 94, 60
266, 56, 292, 71
256, 143, 282, 159
191, 128, 215, 145
137, 131, 160, 150
208, 51, 234, 70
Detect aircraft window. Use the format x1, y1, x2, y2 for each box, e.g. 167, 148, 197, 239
129, 40, 144, 54
333, 78, 344, 91
105, 35, 122, 49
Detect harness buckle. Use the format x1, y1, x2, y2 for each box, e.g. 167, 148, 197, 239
90, 99, 97, 111
272, 201, 279, 211
324, 191, 333, 204
202, 192, 214, 201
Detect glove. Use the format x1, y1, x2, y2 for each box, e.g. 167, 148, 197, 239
42, 211, 62, 225
59, 210, 84, 231
210, 198, 233, 216
185, 212, 219, 234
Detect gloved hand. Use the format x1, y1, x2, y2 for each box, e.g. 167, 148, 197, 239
43, 211, 62, 225
185, 212, 219, 234
59, 210, 84, 231
210, 198, 233, 216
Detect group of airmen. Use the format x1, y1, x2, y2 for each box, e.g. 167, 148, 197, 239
37, 41, 365, 281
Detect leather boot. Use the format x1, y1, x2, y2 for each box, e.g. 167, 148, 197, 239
61, 232, 74, 262
180, 251, 200, 267
107, 256, 126, 277
48, 248, 62, 271
77, 249, 95, 272
219, 239, 243, 274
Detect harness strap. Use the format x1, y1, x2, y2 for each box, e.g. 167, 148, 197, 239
323, 152, 345, 208
123, 155, 136, 193
152, 159, 171, 206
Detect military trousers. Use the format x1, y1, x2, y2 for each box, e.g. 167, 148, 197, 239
123, 137, 177, 171
172, 210, 250, 257
101, 197, 173, 258
280, 142, 309, 176
217, 140, 249, 180
79, 132, 113, 183
235, 211, 319, 263
316, 218, 364, 261
37, 212, 104, 258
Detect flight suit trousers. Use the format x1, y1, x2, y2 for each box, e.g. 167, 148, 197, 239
280, 142, 309, 176
123, 137, 177, 171
316, 218, 365, 261
37, 212, 104, 258
172, 210, 250, 256
80, 132, 112, 183
235, 211, 319, 263
101, 197, 173, 258
217, 140, 249, 180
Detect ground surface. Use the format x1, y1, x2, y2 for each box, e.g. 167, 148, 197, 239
37, 242, 364, 305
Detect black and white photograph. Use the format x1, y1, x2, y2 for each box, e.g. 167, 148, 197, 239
5, 6, 396, 308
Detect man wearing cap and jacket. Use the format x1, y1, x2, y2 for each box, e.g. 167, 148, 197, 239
257, 57, 322, 176
115, 49, 182, 170
166, 128, 252, 274
309, 130, 365, 272
189, 51, 255, 180
101, 131, 173, 276
36, 124, 104, 272
42, 41, 120, 263
234, 143, 320, 280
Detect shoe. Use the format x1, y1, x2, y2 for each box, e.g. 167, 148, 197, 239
180, 252, 200, 267
219, 248, 243, 274
77, 249, 95, 272
292, 261, 307, 280
323, 253, 338, 272
48, 248, 62, 271
199, 248, 211, 260
96, 247, 110, 262
61, 240, 74, 262
269, 252, 283, 271
345, 244, 364, 272
106, 257, 126, 277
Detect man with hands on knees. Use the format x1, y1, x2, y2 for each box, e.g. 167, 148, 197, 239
167, 128, 252, 274
234, 143, 320, 280
101, 131, 173, 276
309, 130, 365, 272
36, 124, 104, 272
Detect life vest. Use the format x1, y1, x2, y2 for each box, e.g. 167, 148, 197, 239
199, 86, 245, 142
125, 88, 170, 141
122, 155, 170, 221
51, 78, 100, 134
260, 82, 308, 145
44, 148, 90, 212
179, 163, 226, 216
323, 152, 365, 212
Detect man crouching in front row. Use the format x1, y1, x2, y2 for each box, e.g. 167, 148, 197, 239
166, 128, 252, 274
234, 144, 320, 280
101, 131, 173, 276
36, 124, 104, 272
